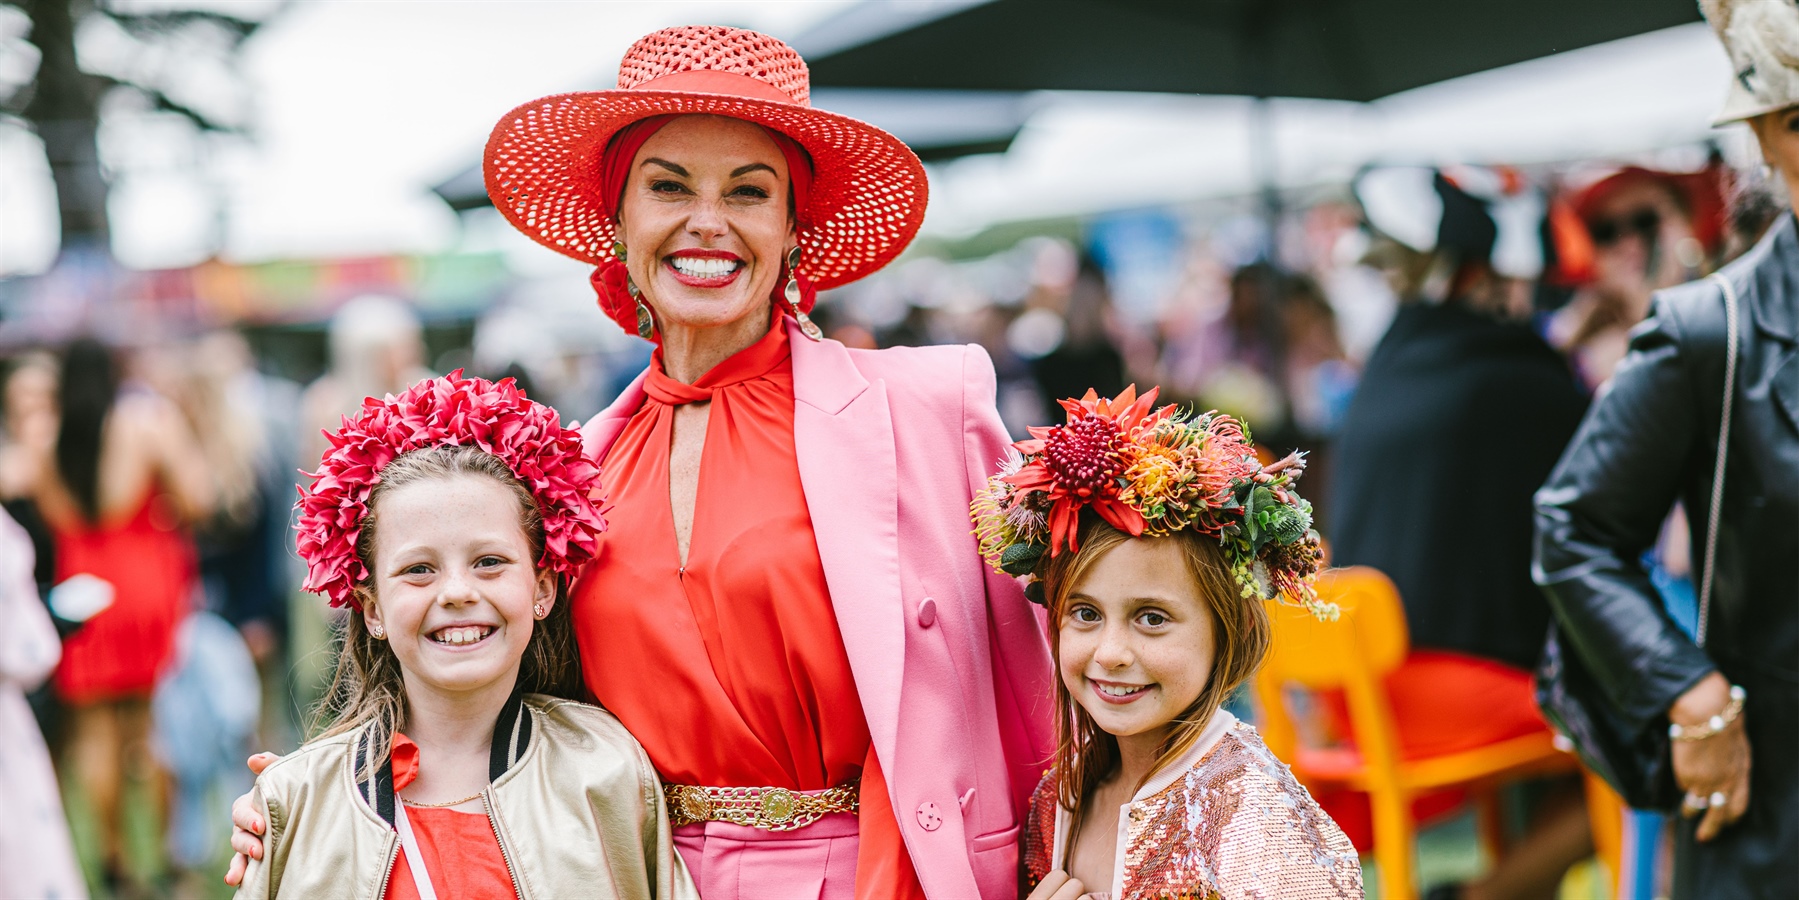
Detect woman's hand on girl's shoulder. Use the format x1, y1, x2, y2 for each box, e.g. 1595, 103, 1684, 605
1026, 869, 1087, 900
223, 752, 280, 886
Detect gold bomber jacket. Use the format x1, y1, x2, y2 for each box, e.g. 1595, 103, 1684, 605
235, 692, 698, 900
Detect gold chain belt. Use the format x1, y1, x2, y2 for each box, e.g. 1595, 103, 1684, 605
664, 780, 859, 832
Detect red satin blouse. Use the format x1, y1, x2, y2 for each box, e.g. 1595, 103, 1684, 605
573, 321, 923, 899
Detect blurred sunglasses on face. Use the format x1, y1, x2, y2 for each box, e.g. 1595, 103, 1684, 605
1587, 208, 1661, 247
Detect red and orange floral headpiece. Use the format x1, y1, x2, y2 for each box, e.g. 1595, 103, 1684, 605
971, 386, 1334, 619
295, 372, 607, 609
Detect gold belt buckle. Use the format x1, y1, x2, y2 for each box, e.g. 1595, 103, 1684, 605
676, 785, 712, 823
759, 787, 796, 826
664, 780, 858, 831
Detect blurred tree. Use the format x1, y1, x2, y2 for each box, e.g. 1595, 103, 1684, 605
0, 0, 282, 257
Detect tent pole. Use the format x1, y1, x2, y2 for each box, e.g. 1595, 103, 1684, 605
1250, 94, 1283, 263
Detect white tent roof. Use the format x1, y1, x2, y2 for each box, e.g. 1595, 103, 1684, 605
922, 23, 1743, 236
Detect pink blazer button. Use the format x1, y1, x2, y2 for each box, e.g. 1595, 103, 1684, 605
917, 597, 937, 628
915, 802, 943, 831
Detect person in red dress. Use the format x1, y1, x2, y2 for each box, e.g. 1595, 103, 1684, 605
37, 338, 213, 893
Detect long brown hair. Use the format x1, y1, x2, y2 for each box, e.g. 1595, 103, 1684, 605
1042, 514, 1270, 834
311, 445, 585, 768
54, 338, 117, 523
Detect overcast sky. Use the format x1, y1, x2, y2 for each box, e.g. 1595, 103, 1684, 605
0, 3, 1741, 277
0, 0, 849, 274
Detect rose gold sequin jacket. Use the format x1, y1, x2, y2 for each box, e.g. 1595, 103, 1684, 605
1024, 714, 1362, 900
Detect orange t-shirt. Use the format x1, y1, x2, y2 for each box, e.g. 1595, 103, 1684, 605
573, 321, 924, 899
383, 733, 516, 900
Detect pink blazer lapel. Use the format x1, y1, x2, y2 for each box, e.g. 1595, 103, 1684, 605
787, 319, 905, 771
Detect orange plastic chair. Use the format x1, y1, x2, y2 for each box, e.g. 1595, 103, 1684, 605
1582, 770, 1627, 897
1253, 567, 1579, 900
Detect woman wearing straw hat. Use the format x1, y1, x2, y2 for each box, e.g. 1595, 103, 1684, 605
228, 26, 1054, 900
1534, 1, 1799, 896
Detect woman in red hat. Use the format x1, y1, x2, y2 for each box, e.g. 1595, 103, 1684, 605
1552, 164, 1730, 391
230, 25, 1054, 900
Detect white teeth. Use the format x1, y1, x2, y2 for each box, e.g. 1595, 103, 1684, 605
670, 257, 739, 278
434, 627, 491, 646
1097, 683, 1147, 697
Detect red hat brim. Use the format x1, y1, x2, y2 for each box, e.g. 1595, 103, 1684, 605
1572, 165, 1731, 255
484, 90, 929, 291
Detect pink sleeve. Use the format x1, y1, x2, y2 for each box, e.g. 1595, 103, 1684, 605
0, 509, 57, 688
959, 344, 1057, 823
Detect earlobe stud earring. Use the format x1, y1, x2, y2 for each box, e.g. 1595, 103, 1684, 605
533, 603, 546, 620
370, 623, 386, 640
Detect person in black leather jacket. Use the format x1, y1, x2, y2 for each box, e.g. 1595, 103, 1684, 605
1533, 6, 1799, 887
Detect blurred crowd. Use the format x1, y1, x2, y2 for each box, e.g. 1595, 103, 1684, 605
819, 150, 1760, 521
0, 144, 1778, 898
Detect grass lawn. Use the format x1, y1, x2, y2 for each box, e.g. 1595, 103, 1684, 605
1363, 809, 1611, 900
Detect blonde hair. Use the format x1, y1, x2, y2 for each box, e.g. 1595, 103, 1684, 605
1042, 515, 1270, 835
312, 445, 584, 768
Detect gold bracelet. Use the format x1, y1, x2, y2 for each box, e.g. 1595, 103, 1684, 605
1669, 684, 1746, 742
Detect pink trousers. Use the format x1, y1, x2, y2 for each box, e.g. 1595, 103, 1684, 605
673, 813, 859, 900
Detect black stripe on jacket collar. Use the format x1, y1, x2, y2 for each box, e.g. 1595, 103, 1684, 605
356, 687, 532, 824
490, 688, 531, 781
355, 728, 398, 826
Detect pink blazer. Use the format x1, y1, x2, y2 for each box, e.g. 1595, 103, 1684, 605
581, 318, 1056, 898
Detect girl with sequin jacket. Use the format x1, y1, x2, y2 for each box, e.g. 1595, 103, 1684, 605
970, 388, 1362, 900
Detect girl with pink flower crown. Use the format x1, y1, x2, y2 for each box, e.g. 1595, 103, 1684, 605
235, 373, 695, 900
973, 387, 1363, 900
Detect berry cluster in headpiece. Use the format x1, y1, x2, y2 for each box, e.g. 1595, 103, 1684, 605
971, 386, 1335, 619
294, 372, 608, 609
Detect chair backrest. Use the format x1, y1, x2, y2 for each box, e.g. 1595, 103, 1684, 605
1261, 566, 1409, 688
1253, 566, 1411, 770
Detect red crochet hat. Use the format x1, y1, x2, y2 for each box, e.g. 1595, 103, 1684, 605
484, 25, 928, 292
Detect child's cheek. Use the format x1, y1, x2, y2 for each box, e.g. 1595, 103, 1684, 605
1056, 632, 1091, 695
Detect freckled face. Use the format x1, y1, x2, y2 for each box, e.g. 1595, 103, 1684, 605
615, 115, 796, 333
361, 474, 553, 701
1058, 537, 1217, 744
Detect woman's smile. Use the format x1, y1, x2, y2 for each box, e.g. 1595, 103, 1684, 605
664, 249, 745, 287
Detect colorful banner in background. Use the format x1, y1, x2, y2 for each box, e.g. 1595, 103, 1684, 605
0, 249, 513, 345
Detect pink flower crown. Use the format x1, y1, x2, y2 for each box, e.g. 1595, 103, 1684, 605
294, 372, 607, 609
971, 386, 1335, 620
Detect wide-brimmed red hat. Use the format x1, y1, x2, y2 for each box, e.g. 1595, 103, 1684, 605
1571, 164, 1731, 256
484, 25, 928, 291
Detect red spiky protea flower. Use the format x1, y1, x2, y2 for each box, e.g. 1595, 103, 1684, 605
1043, 414, 1124, 497
1006, 385, 1172, 555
